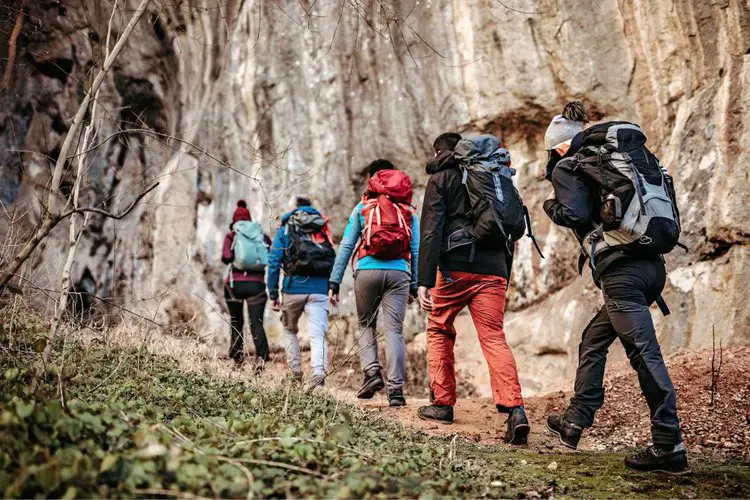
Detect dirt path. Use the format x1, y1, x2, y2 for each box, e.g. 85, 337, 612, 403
356, 396, 569, 451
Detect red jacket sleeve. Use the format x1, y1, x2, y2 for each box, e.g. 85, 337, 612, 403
221, 233, 234, 265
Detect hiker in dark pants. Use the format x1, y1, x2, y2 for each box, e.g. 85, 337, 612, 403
416, 133, 531, 445
222, 200, 271, 370
542, 102, 688, 474
329, 159, 420, 407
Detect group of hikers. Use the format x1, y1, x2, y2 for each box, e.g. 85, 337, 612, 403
220, 102, 689, 475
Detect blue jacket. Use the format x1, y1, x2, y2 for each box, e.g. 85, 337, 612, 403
267, 206, 331, 299
330, 202, 419, 290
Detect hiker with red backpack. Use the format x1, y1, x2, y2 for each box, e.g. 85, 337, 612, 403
328, 160, 420, 407
221, 200, 271, 369
542, 102, 688, 474
268, 196, 336, 389
416, 133, 538, 445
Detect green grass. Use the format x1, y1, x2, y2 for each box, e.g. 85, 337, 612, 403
1, 314, 748, 498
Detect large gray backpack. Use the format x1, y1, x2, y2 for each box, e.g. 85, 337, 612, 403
574, 122, 683, 266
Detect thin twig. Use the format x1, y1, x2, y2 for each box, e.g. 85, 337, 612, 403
59, 181, 160, 220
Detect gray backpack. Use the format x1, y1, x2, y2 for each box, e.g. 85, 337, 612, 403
574, 122, 683, 266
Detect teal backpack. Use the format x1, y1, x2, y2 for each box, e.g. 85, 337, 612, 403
231, 221, 268, 273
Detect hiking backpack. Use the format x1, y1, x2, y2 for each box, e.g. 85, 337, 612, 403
283, 210, 336, 277
573, 122, 683, 265
231, 220, 269, 272
445, 135, 543, 259
356, 170, 415, 263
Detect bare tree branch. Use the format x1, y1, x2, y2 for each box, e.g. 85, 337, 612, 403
59, 181, 160, 220
1, 0, 30, 89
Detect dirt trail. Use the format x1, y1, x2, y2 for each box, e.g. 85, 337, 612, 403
343, 347, 750, 460
87, 325, 750, 459
354, 396, 576, 453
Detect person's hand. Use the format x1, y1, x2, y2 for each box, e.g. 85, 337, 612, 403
418, 286, 433, 312
271, 298, 281, 312
328, 289, 339, 307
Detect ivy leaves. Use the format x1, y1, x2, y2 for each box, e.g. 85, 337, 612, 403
0, 329, 475, 498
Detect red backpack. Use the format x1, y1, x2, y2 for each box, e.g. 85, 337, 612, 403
355, 170, 415, 263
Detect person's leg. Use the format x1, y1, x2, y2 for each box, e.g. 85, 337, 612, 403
379, 270, 410, 392
563, 306, 619, 427
426, 272, 470, 406
603, 260, 681, 448
354, 270, 385, 375
465, 276, 523, 409
245, 282, 270, 362
280, 294, 306, 376
304, 294, 330, 377
224, 284, 245, 364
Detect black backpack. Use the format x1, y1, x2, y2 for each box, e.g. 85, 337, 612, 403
444, 135, 543, 259
573, 122, 683, 265
282, 210, 336, 277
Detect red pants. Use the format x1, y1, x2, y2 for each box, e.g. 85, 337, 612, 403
427, 270, 524, 408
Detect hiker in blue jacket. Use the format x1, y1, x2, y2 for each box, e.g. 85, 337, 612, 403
268, 196, 336, 388
329, 159, 420, 406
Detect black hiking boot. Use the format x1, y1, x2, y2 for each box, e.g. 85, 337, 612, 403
388, 388, 406, 407
503, 407, 531, 445
547, 414, 583, 450
356, 369, 385, 399
624, 443, 690, 475
417, 405, 454, 424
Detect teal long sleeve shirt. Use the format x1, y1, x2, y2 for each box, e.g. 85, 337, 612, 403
329, 202, 419, 289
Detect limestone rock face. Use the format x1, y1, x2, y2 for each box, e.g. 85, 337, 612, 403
2, 0, 748, 394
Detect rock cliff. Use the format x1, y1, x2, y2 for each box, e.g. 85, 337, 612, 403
2, 0, 748, 394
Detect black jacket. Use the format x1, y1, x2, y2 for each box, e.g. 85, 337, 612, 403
418, 152, 509, 288
543, 131, 653, 282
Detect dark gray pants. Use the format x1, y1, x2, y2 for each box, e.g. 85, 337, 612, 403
564, 258, 682, 447
354, 269, 410, 391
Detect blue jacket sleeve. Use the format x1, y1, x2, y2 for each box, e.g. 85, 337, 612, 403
409, 212, 420, 290
267, 227, 287, 300
329, 205, 362, 285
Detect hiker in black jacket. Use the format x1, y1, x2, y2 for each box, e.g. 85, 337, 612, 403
416, 132, 530, 445
543, 102, 688, 475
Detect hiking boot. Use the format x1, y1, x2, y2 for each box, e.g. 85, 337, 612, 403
546, 414, 582, 450
417, 405, 454, 424
309, 374, 326, 391
388, 388, 406, 407
503, 407, 531, 445
624, 443, 690, 475
356, 369, 385, 399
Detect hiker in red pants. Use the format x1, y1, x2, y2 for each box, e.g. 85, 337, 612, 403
416, 132, 532, 445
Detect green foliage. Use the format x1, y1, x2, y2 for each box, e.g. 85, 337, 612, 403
0, 324, 479, 498
2, 317, 749, 499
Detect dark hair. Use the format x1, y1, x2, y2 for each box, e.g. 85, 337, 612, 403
367, 159, 396, 177
432, 132, 462, 153
562, 101, 589, 123
295, 196, 312, 207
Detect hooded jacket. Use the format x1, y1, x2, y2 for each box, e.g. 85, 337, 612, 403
267, 206, 331, 300
417, 152, 509, 288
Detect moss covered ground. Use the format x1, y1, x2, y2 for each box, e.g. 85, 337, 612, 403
1, 314, 748, 498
